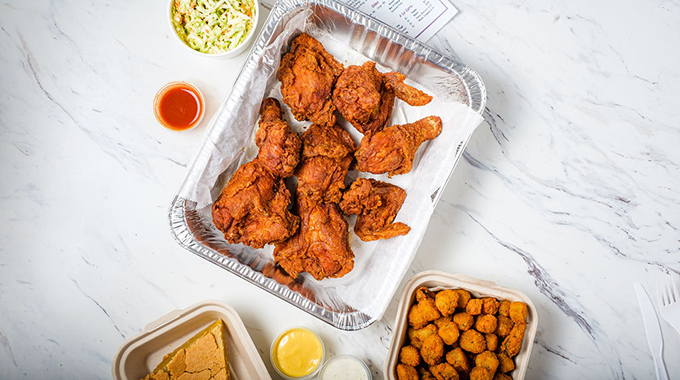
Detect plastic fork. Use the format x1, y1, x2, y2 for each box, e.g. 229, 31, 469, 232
658, 273, 680, 337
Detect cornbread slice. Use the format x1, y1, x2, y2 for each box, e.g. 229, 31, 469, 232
142, 319, 231, 380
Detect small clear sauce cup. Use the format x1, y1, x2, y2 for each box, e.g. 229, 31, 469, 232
270, 327, 325, 380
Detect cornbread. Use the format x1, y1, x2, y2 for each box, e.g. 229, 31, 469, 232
141, 319, 230, 380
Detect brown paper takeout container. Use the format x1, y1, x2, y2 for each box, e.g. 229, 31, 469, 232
111, 300, 271, 380
384, 271, 538, 380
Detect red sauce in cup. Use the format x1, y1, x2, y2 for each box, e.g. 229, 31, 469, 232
154, 82, 204, 131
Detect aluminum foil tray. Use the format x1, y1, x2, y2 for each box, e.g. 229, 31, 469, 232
169, 0, 486, 330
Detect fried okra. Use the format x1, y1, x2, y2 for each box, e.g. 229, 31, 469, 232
420, 369, 437, 380
485, 333, 498, 351
498, 300, 511, 317
509, 302, 528, 324
400, 345, 421, 367
434, 316, 452, 328
409, 289, 442, 329
495, 315, 513, 337
459, 330, 486, 354
482, 297, 500, 315
475, 351, 499, 373
501, 322, 526, 357
475, 314, 497, 334
437, 319, 460, 345
466, 298, 483, 315
408, 323, 438, 349
453, 312, 474, 331
421, 334, 445, 365
398, 287, 530, 380
469, 367, 494, 380
445, 347, 471, 374
453, 289, 471, 308
496, 352, 515, 373
396, 363, 419, 380
435, 290, 460, 317
429, 363, 460, 380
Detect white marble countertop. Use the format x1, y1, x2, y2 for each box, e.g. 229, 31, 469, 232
1, 0, 679, 379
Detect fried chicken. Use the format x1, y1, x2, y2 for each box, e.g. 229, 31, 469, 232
255, 98, 302, 178
296, 155, 353, 204
278, 33, 344, 127
332, 61, 433, 135
383, 71, 433, 106
295, 123, 357, 203
212, 160, 300, 249
301, 122, 356, 161
355, 116, 443, 177
339, 178, 411, 241
273, 123, 356, 280
273, 195, 354, 280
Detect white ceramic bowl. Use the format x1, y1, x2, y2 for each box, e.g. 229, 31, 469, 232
167, 0, 259, 58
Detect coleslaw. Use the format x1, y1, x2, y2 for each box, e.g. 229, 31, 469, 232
171, 0, 256, 54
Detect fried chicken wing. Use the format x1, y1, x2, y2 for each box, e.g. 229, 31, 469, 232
278, 33, 344, 127
339, 177, 411, 241
255, 98, 302, 178
383, 71, 433, 106
296, 123, 357, 203
333, 61, 433, 135
355, 116, 443, 176
212, 160, 299, 249
273, 195, 354, 280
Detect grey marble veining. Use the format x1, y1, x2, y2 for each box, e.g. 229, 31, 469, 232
1, 0, 679, 379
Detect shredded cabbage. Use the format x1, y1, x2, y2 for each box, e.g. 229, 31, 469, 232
172, 0, 256, 54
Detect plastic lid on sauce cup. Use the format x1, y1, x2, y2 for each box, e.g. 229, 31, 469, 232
319, 354, 371, 380
153, 81, 205, 132
270, 327, 325, 380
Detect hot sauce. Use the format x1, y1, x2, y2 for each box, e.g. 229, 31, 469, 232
154, 81, 204, 131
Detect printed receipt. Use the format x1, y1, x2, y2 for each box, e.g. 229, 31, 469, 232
341, 0, 458, 41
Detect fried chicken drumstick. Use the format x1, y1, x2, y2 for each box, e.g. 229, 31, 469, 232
278, 33, 344, 127
256, 98, 302, 178
339, 178, 411, 241
212, 160, 300, 249
332, 61, 433, 135
355, 115, 443, 177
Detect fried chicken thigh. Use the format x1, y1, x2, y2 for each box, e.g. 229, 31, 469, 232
355, 116, 443, 177
255, 98, 302, 178
278, 33, 344, 127
339, 177, 411, 241
295, 123, 357, 203
212, 160, 300, 249
274, 195, 354, 281
333, 61, 433, 135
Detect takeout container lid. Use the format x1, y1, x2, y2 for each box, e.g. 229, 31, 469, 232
167, 0, 260, 58
384, 271, 538, 380
111, 299, 271, 380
